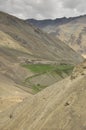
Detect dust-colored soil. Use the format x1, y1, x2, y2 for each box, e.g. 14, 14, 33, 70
0, 73, 32, 112
0, 11, 83, 64
28, 15, 86, 56
0, 12, 85, 130
0, 61, 86, 130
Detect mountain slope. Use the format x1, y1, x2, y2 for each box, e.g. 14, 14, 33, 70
0, 12, 83, 91
27, 15, 86, 56
0, 12, 85, 130
0, 11, 83, 64
26, 16, 80, 28
0, 61, 86, 130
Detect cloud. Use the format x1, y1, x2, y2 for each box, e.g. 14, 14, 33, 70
0, 0, 86, 19
62, 0, 86, 13
62, 0, 79, 9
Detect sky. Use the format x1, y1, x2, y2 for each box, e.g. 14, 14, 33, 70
0, 0, 86, 20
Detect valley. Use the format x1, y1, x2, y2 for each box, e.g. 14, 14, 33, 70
0, 11, 86, 130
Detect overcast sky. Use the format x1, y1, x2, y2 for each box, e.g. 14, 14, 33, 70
0, 0, 86, 19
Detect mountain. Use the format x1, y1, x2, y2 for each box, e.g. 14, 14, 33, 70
0, 12, 83, 78
0, 12, 85, 130
26, 16, 82, 28
0, 11, 83, 96
0, 12, 83, 63
26, 15, 86, 57
0, 60, 86, 130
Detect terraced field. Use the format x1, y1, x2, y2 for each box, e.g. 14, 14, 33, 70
0, 61, 86, 130
22, 64, 74, 93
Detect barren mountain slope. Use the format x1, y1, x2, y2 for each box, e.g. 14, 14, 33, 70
0, 73, 32, 112
0, 11, 83, 64
27, 15, 86, 56
0, 61, 86, 130
54, 19, 86, 56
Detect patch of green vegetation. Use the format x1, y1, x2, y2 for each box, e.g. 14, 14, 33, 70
22, 64, 74, 93
55, 65, 74, 75
22, 64, 54, 73
22, 64, 74, 74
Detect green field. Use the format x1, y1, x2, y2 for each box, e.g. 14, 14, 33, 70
22, 64, 55, 73
22, 64, 74, 93
23, 64, 74, 74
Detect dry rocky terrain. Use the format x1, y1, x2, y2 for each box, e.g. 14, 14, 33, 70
27, 15, 86, 56
0, 12, 85, 130
0, 61, 86, 130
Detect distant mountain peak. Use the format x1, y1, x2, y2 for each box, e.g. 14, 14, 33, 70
26, 14, 86, 56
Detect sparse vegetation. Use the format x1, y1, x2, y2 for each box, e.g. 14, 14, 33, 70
0, 12, 86, 130
22, 64, 74, 93
55, 64, 74, 75
32, 84, 47, 93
